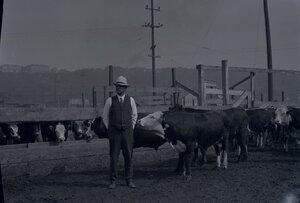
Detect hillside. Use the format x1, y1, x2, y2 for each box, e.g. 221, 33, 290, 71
0, 66, 299, 106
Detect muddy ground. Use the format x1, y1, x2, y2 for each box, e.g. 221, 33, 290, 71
3, 146, 300, 203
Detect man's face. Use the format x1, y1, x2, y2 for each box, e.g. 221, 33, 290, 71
115, 85, 127, 96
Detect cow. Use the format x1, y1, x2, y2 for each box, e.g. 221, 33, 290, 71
222, 108, 249, 161
69, 120, 94, 141
168, 106, 248, 163
274, 105, 293, 151
0, 123, 20, 145
40, 121, 67, 142
162, 110, 229, 180
18, 122, 43, 143
0, 126, 7, 145
89, 112, 167, 150
288, 106, 300, 130
246, 108, 276, 148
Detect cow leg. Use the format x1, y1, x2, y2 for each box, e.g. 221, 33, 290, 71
283, 126, 289, 152
213, 144, 221, 168
199, 148, 207, 166
192, 147, 199, 167
236, 131, 247, 162
221, 135, 229, 168
256, 133, 260, 147
174, 152, 185, 174
183, 142, 195, 180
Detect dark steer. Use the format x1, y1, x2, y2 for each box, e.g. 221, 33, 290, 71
288, 106, 300, 130
90, 112, 167, 150
246, 108, 276, 148
222, 108, 249, 161
286, 106, 300, 149
162, 110, 229, 180
18, 122, 43, 143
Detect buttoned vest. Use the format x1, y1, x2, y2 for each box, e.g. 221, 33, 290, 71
109, 95, 132, 130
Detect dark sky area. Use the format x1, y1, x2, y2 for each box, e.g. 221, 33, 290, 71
0, 0, 299, 70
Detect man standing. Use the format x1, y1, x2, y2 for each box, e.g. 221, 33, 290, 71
102, 76, 138, 189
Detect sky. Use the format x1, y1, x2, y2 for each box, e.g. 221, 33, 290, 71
0, 0, 299, 70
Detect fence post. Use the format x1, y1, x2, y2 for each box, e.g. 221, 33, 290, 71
222, 60, 229, 105
108, 65, 113, 97
0, 163, 4, 203
261, 93, 264, 101
281, 91, 285, 102
92, 86, 97, 108
196, 64, 205, 106
250, 72, 255, 107
103, 86, 107, 105
81, 93, 85, 108
171, 68, 177, 106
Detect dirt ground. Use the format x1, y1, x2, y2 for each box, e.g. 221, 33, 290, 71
3, 146, 300, 203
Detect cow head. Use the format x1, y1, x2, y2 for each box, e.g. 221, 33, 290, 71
55, 122, 66, 142
72, 121, 86, 139
8, 123, 20, 141
274, 106, 292, 126
83, 120, 94, 140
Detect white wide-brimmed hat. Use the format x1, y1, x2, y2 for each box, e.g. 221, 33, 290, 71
114, 76, 129, 87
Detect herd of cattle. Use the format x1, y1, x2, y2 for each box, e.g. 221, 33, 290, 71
0, 105, 299, 179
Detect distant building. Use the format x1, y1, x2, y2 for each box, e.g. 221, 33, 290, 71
22, 64, 50, 73
69, 98, 90, 107
0, 64, 23, 73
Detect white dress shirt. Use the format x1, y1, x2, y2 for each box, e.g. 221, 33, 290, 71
102, 94, 138, 129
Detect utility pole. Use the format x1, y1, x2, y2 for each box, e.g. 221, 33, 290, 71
0, 1, 5, 202
263, 0, 273, 101
143, 0, 162, 92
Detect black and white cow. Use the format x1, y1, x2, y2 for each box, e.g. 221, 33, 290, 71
274, 106, 293, 151
88, 112, 167, 150
0, 123, 20, 145
68, 120, 94, 141
40, 121, 67, 142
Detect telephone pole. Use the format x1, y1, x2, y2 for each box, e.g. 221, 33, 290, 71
263, 0, 273, 101
143, 0, 163, 90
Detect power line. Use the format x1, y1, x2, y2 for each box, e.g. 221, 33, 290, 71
1, 25, 144, 38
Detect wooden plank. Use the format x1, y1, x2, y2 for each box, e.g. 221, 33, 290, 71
106, 86, 176, 94
0, 107, 101, 122
205, 88, 243, 96
201, 65, 300, 75
0, 105, 168, 123
232, 91, 249, 107
0, 138, 173, 165
175, 81, 199, 98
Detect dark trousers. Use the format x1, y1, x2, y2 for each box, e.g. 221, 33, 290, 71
108, 126, 134, 182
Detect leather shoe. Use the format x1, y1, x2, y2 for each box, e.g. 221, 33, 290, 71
108, 182, 116, 189
127, 181, 136, 188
